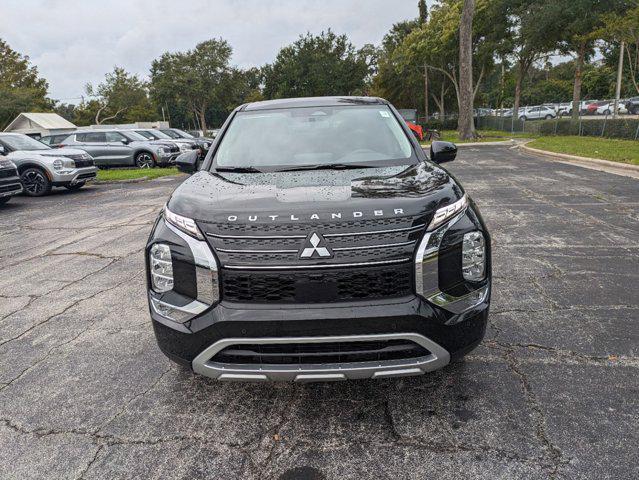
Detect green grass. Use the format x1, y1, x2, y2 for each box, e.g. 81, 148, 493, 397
527, 136, 639, 166
421, 129, 537, 145
96, 167, 182, 182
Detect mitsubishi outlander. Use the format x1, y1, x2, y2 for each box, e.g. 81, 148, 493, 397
146, 97, 491, 382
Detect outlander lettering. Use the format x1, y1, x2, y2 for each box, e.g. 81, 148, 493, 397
146, 97, 491, 382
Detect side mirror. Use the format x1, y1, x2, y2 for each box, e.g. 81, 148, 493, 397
430, 141, 457, 164
176, 150, 199, 174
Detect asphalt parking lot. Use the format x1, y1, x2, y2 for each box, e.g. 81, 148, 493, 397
0, 145, 637, 480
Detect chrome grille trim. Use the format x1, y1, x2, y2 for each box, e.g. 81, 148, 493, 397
323, 224, 425, 238
332, 240, 415, 251
205, 224, 425, 240
223, 258, 412, 270
216, 240, 415, 255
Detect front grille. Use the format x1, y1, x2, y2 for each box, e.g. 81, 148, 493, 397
202, 215, 426, 268
0, 168, 18, 179
213, 339, 430, 365
0, 183, 21, 194
73, 159, 94, 168
221, 262, 413, 303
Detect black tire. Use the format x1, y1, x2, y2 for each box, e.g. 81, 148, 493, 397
21, 167, 52, 197
0, 197, 10, 205
544, 114, 553, 119
604, 109, 611, 116
65, 182, 85, 191
519, 116, 527, 121
135, 152, 156, 169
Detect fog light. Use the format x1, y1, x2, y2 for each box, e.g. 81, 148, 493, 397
150, 243, 173, 292
462, 231, 485, 281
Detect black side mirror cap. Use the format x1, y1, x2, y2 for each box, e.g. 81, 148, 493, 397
176, 150, 199, 174
430, 141, 458, 164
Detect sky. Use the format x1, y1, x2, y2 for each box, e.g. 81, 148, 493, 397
1, 0, 423, 103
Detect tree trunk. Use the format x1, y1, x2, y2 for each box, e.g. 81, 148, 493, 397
424, 66, 429, 121
513, 61, 524, 120
197, 109, 207, 133
571, 42, 586, 120
457, 0, 476, 140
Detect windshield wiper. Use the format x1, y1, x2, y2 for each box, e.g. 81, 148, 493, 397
214, 166, 264, 173
275, 163, 376, 172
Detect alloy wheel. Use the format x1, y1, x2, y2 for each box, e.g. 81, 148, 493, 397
22, 170, 47, 195
136, 153, 153, 169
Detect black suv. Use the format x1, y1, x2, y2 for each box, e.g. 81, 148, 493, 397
146, 97, 491, 382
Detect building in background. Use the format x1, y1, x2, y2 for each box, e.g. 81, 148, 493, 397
3, 113, 77, 139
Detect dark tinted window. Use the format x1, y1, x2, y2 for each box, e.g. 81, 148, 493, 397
78, 132, 106, 142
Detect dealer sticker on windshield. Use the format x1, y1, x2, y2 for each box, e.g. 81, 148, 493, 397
379, 110, 390, 118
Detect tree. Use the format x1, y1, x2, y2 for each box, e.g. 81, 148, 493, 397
79, 67, 157, 125
599, 4, 639, 95
369, 19, 422, 110
151, 39, 235, 131
458, 0, 476, 139
263, 31, 372, 98
418, 0, 429, 23
0, 39, 52, 129
556, 0, 631, 119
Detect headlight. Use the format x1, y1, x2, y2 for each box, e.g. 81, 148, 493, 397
462, 231, 485, 281
427, 195, 468, 231
179, 143, 190, 151
150, 243, 173, 292
203, 142, 210, 148
156, 146, 169, 154
164, 206, 204, 240
52, 158, 75, 171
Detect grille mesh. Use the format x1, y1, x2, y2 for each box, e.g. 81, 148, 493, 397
221, 263, 413, 303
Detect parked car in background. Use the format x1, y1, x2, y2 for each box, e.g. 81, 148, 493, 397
595, 101, 628, 115
624, 96, 639, 114
134, 129, 199, 154
159, 128, 212, 157
519, 106, 556, 121
0, 133, 97, 196
55, 129, 179, 168
0, 158, 23, 205
586, 101, 608, 115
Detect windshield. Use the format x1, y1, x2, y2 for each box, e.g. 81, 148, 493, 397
160, 130, 181, 139
213, 105, 414, 171
173, 129, 194, 138
0, 134, 51, 151
122, 131, 149, 142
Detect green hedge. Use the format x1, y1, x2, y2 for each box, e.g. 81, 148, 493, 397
476, 115, 639, 140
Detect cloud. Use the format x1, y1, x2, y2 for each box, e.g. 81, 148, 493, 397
1, 0, 421, 101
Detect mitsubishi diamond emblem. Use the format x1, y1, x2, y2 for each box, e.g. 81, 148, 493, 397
299, 232, 333, 259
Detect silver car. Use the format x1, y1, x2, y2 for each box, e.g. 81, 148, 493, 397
54, 129, 180, 168
0, 133, 97, 196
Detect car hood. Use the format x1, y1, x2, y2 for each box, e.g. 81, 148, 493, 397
8, 147, 89, 160
167, 162, 464, 225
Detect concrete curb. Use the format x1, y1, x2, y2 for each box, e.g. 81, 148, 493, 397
520, 142, 639, 179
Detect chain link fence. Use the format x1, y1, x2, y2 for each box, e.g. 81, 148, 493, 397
476, 113, 639, 140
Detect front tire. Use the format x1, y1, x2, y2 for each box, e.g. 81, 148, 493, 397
135, 152, 155, 169
519, 116, 527, 121
544, 114, 553, 119
0, 197, 10, 205
65, 182, 85, 191
21, 167, 52, 197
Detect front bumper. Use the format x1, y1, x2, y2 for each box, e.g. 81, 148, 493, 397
147, 204, 491, 382
51, 166, 98, 186
0, 178, 23, 198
